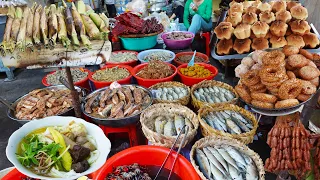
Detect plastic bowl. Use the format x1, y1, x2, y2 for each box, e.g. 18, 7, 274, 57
137, 49, 176, 64
92, 145, 200, 180
105, 50, 138, 67
161, 31, 194, 50
42, 68, 91, 90
177, 63, 218, 86
89, 64, 133, 89
174, 52, 209, 66
119, 35, 158, 51
132, 63, 177, 88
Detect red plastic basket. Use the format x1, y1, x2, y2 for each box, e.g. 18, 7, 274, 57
177, 63, 218, 86
105, 50, 138, 67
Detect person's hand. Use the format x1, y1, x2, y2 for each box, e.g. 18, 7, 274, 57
192, 5, 198, 11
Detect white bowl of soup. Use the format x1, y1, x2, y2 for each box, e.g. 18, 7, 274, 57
6, 116, 111, 180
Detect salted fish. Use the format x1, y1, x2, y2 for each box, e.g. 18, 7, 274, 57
163, 120, 176, 136
195, 149, 211, 179
226, 118, 241, 134
207, 147, 229, 172
203, 147, 227, 176
246, 161, 259, 180
232, 112, 253, 129
174, 115, 185, 134
231, 115, 250, 132
229, 164, 243, 180
216, 147, 240, 171
225, 146, 247, 168
155, 116, 167, 134
209, 161, 225, 180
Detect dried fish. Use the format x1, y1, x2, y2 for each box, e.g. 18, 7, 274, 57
194, 86, 236, 103
154, 87, 188, 101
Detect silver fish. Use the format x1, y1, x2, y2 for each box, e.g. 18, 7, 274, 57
209, 161, 225, 180
225, 146, 247, 168
216, 147, 240, 171
229, 164, 243, 180
161, 93, 167, 100
167, 94, 173, 101
220, 111, 230, 119
214, 112, 225, 121
231, 115, 250, 132
163, 87, 168, 93
207, 147, 229, 173
208, 87, 215, 93
232, 112, 253, 129
204, 147, 228, 176
155, 116, 167, 134
163, 120, 176, 136
198, 88, 204, 94
225, 91, 235, 101
172, 91, 179, 100
206, 117, 224, 131
246, 160, 258, 180
205, 95, 214, 103
219, 92, 228, 102
174, 115, 185, 134
214, 93, 222, 102
196, 149, 211, 179
212, 86, 219, 93
173, 87, 181, 94
204, 117, 217, 130
204, 88, 210, 93
226, 118, 241, 134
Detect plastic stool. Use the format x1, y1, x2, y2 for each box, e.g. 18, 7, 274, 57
201, 32, 211, 57
99, 125, 139, 147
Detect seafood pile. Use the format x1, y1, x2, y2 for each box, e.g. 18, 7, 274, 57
92, 67, 130, 82
137, 60, 174, 79
106, 163, 151, 180
84, 86, 152, 119
143, 51, 173, 62
193, 86, 236, 103
46, 68, 88, 85
180, 64, 212, 78
235, 49, 320, 109
194, 145, 260, 180
166, 32, 193, 40
154, 114, 193, 136
153, 87, 188, 101
176, 55, 206, 63
15, 88, 73, 120
109, 52, 137, 63
265, 113, 311, 179
201, 109, 253, 134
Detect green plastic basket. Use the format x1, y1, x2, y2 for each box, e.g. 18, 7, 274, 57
119, 34, 158, 51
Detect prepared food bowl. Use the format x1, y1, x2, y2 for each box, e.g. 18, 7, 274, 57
137, 49, 176, 64
88, 64, 133, 89
7, 85, 83, 124
177, 63, 218, 86
105, 50, 138, 67
42, 68, 90, 90
132, 62, 177, 88
174, 52, 209, 66
6, 116, 111, 180
161, 31, 194, 50
81, 85, 153, 127
140, 103, 199, 148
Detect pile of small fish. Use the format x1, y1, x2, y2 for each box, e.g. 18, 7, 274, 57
202, 110, 253, 134
154, 114, 193, 136
154, 87, 188, 101
109, 51, 137, 63
84, 86, 151, 119
194, 86, 236, 103
106, 163, 152, 180
143, 51, 173, 62
195, 145, 259, 180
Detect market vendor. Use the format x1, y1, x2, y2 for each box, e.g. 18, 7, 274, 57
183, 0, 212, 34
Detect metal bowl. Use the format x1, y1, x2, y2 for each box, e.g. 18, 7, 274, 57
81, 85, 153, 127
7, 85, 83, 124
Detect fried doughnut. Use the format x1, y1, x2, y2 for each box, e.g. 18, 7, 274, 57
300, 80, 317, 95
242, 70, 260, 86
235, 84, 252, 103
287, 54, 308, 68
282, 45, 299, 57
278, 79, 302, 99
299, 49, 313, 60
251, 92, 278, 103
251, 87, 267, 93
298, 66, 320, 80
262, 50, 285, 66
308, 60, 317, 68
275, 99, 299, 108
259, 66, 286, 82
249, 83, 266, 91
261, 75, 288, 87
285, 60, 296, 71
297, 94, 311, 102
286, 71, 296, 79
251, 100, 275, 109
310, 77, 319, 87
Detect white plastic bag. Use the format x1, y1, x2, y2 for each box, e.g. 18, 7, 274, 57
145, 12, 171, 31
126, 0, 148, 17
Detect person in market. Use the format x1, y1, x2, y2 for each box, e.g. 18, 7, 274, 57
169, 0, 185, 23
104, 0, 117, 18
183, 0, 212, 34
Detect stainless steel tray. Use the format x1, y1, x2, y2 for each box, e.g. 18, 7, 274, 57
7, 85, 82, 124
81, 85, 153, 127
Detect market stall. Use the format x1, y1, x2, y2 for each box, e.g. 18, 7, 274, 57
1, 0, 320, 180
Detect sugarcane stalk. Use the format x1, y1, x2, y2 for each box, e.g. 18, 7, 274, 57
77, 1, 101, 40
8, 7, 22, 53
16, 7, 30, 52
62, 0, 80, 50
48, 4, 58, 49
33, 4, 42, 48
26, 4, 35, 51
40, 6, 49, 49
86, 5, 109, 40
0, 6, 15, 56
57, 7, 70, 49
71, 2, 91, 49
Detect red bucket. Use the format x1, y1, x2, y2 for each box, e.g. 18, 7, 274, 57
92, 145, 200, 180
132, 63, 177, 88
89, 64, 133, 89
177, 63, 218, 86
42, 68, 91, 90
105, 50, 138, 67
174, 52, 209, 66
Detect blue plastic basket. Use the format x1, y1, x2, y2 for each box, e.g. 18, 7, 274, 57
119, 34, 158, 51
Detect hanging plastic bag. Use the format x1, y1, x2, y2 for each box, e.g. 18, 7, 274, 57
126, 0, 148, 17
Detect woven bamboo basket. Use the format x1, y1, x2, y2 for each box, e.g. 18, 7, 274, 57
191, 80, 239, 110
140, 103, 199, 148
149, 81, 190, 105
190, 136, 265, 180
198, 104, 258, 144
